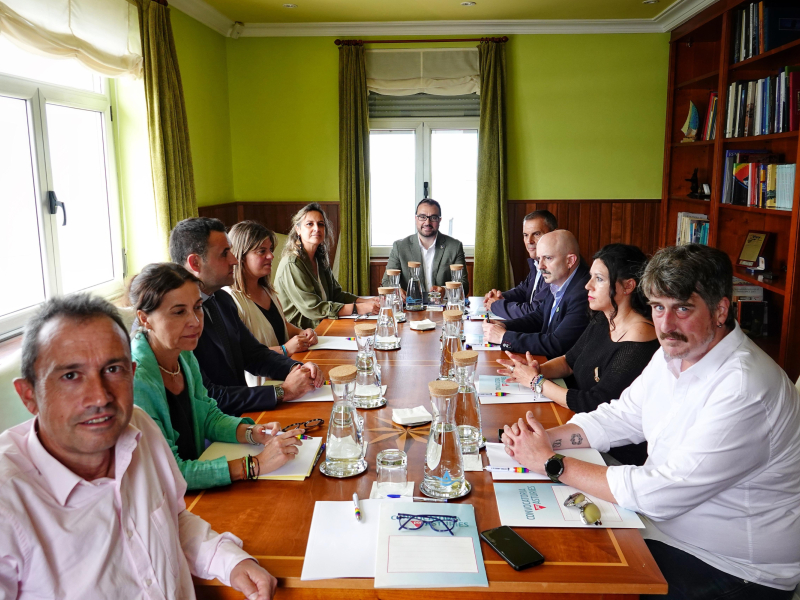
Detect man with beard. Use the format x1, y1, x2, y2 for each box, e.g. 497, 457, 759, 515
500, 244, 800, 600
381, 199, 469, 297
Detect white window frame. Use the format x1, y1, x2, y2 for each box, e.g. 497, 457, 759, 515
369, 117, 479, 258
0, 72, 123, 340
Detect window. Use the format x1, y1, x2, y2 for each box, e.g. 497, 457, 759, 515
369, 118, 478, 253
0, 38, 122, 338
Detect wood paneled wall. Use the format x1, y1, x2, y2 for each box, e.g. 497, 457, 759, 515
199, 199, 660, 295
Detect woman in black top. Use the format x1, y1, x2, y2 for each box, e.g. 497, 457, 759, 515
498, 244, 659, 465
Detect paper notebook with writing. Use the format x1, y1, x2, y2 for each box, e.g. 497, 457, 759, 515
198, 437, 323, 481
374, 502, 488, 588
485, 443, 606, 481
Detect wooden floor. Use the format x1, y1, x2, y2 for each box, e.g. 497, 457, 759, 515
187, 308, 667, 599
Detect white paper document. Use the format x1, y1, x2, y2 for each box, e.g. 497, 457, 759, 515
301, 499, 411, 581
198, 437, 322, 480
289, 384, 388, 403
485, 443, 606, 480
370, 481, 415, 499
308, 336, 359, 351
339, 314, 378, 320
387, 536, 478, 573
493, 482, 644, 529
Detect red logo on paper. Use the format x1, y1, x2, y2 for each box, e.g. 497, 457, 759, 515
533, 504, 546, 510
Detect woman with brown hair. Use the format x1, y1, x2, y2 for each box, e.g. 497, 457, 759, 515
227, 220, 317, 383
274, 202, 379, 329
129, 262, 303, 490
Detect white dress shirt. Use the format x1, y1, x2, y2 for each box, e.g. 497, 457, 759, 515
530, 260, 542, 302
547, 266, 578, 325
0, 407, 253, 599
418, 233, 438, 292
569, 323, 800, 590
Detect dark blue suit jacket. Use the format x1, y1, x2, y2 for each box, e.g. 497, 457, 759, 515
194, 289, 300, 416
499, 260, 590, 359
490, 258, 548, 320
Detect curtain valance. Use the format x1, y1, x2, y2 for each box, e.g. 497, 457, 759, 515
366, 48, 479, 96
0, 0, 142, 78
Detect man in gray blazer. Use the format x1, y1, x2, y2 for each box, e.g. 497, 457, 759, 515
381, 199, 469, 296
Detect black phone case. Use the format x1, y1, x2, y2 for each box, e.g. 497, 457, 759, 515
480, 526, 545, 571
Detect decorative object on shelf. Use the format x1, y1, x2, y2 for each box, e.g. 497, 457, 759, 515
686, 169, 711, 199
738, 231, 770, 269
681, 101, 700, 142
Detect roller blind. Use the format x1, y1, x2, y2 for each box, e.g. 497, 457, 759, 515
368, 92, 480, 119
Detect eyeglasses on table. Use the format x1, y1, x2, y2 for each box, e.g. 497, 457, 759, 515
392, 513, 469, 536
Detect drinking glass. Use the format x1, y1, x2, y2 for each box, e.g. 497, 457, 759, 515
376, 449, 408, 496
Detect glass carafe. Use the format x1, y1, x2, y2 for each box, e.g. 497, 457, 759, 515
445, 282, 466, 341
421, 380, 470, 499
321, 365, 367, 477
453, 350, 483, 455
439, 309, 463, 380
385, 268, 406, 323
450, 264, 464, 287
405, 261, 424, 311
353, 323, 384, 408
375, 287, 401, 350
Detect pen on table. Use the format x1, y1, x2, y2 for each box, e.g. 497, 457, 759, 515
263, 430, 312, 440
387, 495, 448, 503
353, 493, 362, 521
312, 443, 325, 469
487, 392, 510, 397
344, 337, 357, 341
485, 466, 533, 473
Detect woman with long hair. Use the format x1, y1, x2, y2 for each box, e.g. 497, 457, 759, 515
227, 220, 317, 378
498, 243, 659, 465
274, 202, 379, 329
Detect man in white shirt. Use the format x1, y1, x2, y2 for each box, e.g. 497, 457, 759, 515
1, 294, 277, 599
381, 199, 470, 297
501, 244, 800, 599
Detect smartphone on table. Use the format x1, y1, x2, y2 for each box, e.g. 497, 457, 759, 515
480, 526, 545, 571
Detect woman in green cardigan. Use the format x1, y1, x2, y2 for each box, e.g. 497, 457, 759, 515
129, 262, 303, 490
274, 202, 379, 329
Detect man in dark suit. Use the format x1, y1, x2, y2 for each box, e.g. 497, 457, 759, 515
483, 230, 590, 359
484, 210, 558, 320
170, 217, 321, 416
381, 199, 469, 296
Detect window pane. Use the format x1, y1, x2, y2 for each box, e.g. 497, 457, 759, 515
46, 103, 114, 294
370, 130, 417, 246
0, 36, 102, 93
0, 95, 46, 318
431, 129, 478, 246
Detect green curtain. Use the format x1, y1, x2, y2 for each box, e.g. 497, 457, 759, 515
338, 43, 371, 296
135, 0, 197, 254
473, 40, 513, 296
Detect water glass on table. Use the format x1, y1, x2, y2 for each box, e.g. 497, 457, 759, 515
376, 449, 408, 496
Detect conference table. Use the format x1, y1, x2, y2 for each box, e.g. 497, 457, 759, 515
188, 304, 667, 599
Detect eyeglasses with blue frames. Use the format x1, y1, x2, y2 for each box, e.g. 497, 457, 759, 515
392, 513, 469, 535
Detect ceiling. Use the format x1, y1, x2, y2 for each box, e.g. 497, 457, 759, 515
202, 0, 682, 25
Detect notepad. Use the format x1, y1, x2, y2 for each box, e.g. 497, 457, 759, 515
308, 336, 359, 351
485, 443, 606, 480
198, 437, 323, 480
289, 384, 387, 403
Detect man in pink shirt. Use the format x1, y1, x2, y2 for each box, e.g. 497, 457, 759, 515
0, 294, 276, 599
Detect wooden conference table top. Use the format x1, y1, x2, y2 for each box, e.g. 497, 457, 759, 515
188, 308, 667, 599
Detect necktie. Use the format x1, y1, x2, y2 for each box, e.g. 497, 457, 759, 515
203, 296, 237, 369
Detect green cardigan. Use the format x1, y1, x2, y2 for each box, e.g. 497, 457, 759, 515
131, 332, 253, 490
274, 251, 358, 329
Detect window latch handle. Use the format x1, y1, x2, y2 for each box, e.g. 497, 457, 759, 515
423, 181, 429, 199
48, 191, 66, 226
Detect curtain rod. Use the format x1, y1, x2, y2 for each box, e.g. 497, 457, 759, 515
335, 36, 508, 46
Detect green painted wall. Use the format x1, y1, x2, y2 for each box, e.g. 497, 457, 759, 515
170, 9, 235, 207
506, 34, 669, 199
225, 36, 340, 203
169, 13, 669, 204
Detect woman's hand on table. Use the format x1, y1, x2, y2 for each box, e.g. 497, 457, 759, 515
299, 328, 318, 346
251, 422, 281, 445
496, 350, 540, 388
284, 335, 310, 355
356, 298, 380, 315
255, 428, 303, 473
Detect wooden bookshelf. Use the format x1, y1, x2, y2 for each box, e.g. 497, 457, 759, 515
660, 0, 800, 379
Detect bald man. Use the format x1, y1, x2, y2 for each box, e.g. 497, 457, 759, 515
483, 230, 590, 359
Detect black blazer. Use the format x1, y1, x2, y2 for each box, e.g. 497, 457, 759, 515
490, 258, 548, 320
500, 260, 591, 359
194, 289, 300, 416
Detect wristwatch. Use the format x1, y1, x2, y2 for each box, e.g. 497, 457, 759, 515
544, 453, 565, 483
275, 384, 285, 403
245, 424, 258, 445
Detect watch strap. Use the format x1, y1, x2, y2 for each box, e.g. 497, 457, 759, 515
275, 384, 284, 402
245, 425, 258, 445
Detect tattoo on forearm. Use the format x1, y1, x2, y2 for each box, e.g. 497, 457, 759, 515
570, 433, 583, 446
552, 439, 562, 449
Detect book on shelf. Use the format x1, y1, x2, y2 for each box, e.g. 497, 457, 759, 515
733, 2, 800, 64
676, 212, 709, 246
729, 157, 793, 209
721, 150, 782, 204
725, 67, 799, 138
776, 163, 797, 210
702, 92, 718, 141
733, 277, 765, 302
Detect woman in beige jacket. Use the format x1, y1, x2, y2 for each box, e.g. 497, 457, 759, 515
227, 220, 318, 386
